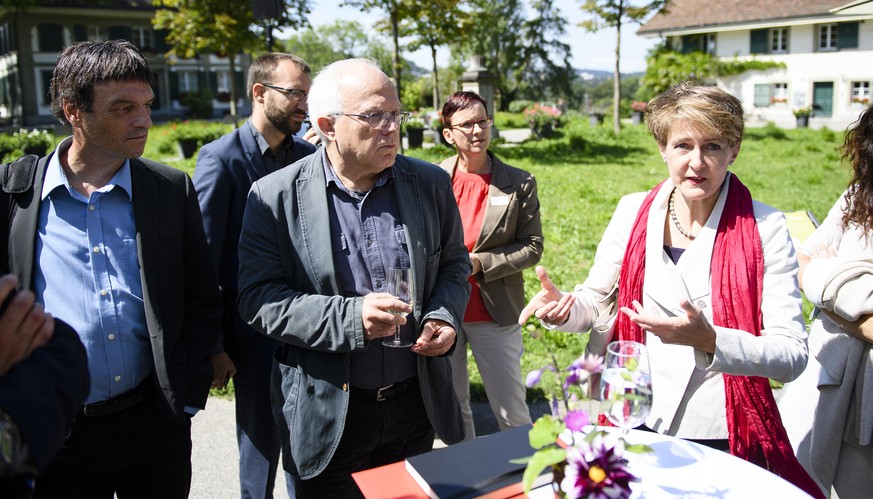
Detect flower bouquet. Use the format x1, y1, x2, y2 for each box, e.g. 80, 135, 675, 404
518, 337, 651, 498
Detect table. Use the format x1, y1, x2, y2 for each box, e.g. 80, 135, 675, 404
353, 427, 812, 498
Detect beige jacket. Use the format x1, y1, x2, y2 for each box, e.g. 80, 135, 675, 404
439, 152, 543, 325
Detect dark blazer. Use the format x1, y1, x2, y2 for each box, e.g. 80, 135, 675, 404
438, 152, 543, 325
0, 319, 88, 498
0, 319, 88, 471
193, 120, 315, 351
5, 154, 221, 422
237, 152, 471, 479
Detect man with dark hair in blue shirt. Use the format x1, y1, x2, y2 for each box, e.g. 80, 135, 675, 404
3, 39, 221, 499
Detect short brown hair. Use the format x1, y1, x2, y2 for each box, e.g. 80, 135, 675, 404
645, 82, 744, 148
246, 53, 310, 99
441, 91, 488, 126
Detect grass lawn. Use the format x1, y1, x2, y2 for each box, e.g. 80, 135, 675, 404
24, 115, 851, 402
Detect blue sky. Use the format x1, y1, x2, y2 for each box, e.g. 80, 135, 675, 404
303, 0, 661, 73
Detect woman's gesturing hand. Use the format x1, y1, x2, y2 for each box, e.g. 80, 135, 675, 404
518, 266, 575, 327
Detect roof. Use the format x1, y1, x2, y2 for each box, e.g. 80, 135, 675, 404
638, 0, 856, 34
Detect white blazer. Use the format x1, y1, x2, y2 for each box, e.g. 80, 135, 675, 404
559, 175, 808, 439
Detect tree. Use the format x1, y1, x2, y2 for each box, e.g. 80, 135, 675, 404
578, 0, 667, 133
400, 0, 467, 110
515, 0, 575, 104
450, 0, 574, 110
282, 20, 394, 72
152, 0, 309, 119
343, 0, 415, 102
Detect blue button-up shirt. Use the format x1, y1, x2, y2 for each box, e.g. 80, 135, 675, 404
322, 150, 417, 389
35, 138, 151, 404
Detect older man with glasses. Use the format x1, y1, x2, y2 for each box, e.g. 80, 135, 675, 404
192, 52, 316, 499
237, 58, 471, 497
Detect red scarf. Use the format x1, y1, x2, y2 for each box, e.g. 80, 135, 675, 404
614, 175, 825, 499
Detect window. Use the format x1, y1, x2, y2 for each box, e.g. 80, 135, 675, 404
88, 26, 106, 41
178, 71, 199, 93
771, 83, 788, 104
851, 81, 871, 106
216, 71, 230, 94
819, 24, 838, 51
680, 33, 716, 54
771, 28, 788, 53
752, 27, 790, 54
754, 83, 789, 107
131, 27, 152, 50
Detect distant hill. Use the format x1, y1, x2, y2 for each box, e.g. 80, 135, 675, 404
576, 68, 645, 80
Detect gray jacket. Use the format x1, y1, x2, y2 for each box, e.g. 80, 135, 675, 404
237, 152, 470, 479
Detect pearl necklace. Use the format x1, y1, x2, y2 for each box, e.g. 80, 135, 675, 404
669, 189, 698, 240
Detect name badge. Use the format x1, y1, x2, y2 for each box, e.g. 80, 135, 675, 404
491, 196, 510, 206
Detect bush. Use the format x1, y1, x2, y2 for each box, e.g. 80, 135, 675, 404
508, 100, 534, 114
182, 89, 214, 119
0, 129, 54, 162
167, 121, 227, 146
524, 103, 564, 139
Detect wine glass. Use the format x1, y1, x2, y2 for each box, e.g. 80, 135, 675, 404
600, 340, 653, 437
383, 267, 414, 348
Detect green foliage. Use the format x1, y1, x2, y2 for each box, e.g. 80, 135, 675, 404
281, 20, 393, 73
400, 77, 428, 111
0, 129, 56, 162
640, 44, 786, 96
450, 0, 575, 109
793, 107, 813, 117
508, 100, 535, 114
494, 111, 529, 129
181, 89, 214, 120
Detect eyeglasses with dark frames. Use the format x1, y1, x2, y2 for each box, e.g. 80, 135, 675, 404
261, 83, 307, 102
447, 117, 493, 134
331, 111, 410, 129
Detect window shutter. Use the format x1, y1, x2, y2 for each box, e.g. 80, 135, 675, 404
154, 30, 170, 53
753, 84, 771, 107
234, 70, 245, 94
207, 71, 218, 95
37, 24, 64, 52
169, 72, 179, 100
40, 70, 53, 106
750, 29, 768, 54
838, 22, 859, 49
108, 26, 132, 41
73, 25, 88, 42
197, 71, 208, 95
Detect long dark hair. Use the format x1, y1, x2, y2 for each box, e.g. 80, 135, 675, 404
842, 105, 873, 231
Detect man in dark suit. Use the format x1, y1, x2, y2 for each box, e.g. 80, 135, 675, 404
193, 52, 315, 499
2, 40, 221, 498
0, 275, 89, 499
237, 58, 471, 497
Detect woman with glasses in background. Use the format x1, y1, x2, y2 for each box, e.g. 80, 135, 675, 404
438, 91, 544, 439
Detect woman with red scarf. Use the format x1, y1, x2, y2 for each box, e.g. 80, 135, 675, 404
519, 82, 823, 498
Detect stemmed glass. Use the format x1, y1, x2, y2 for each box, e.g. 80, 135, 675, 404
383, 267, 414, 348
600, 340, 653, 437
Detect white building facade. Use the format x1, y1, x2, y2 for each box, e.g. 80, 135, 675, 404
639, 0, 873, 129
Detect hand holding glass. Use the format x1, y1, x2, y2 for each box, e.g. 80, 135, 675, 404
384, 268, 414, 348
600, 340, 653, 436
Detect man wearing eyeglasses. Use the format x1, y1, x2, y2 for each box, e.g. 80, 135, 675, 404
237, 58, 471, 497
192, 52, 316, 499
